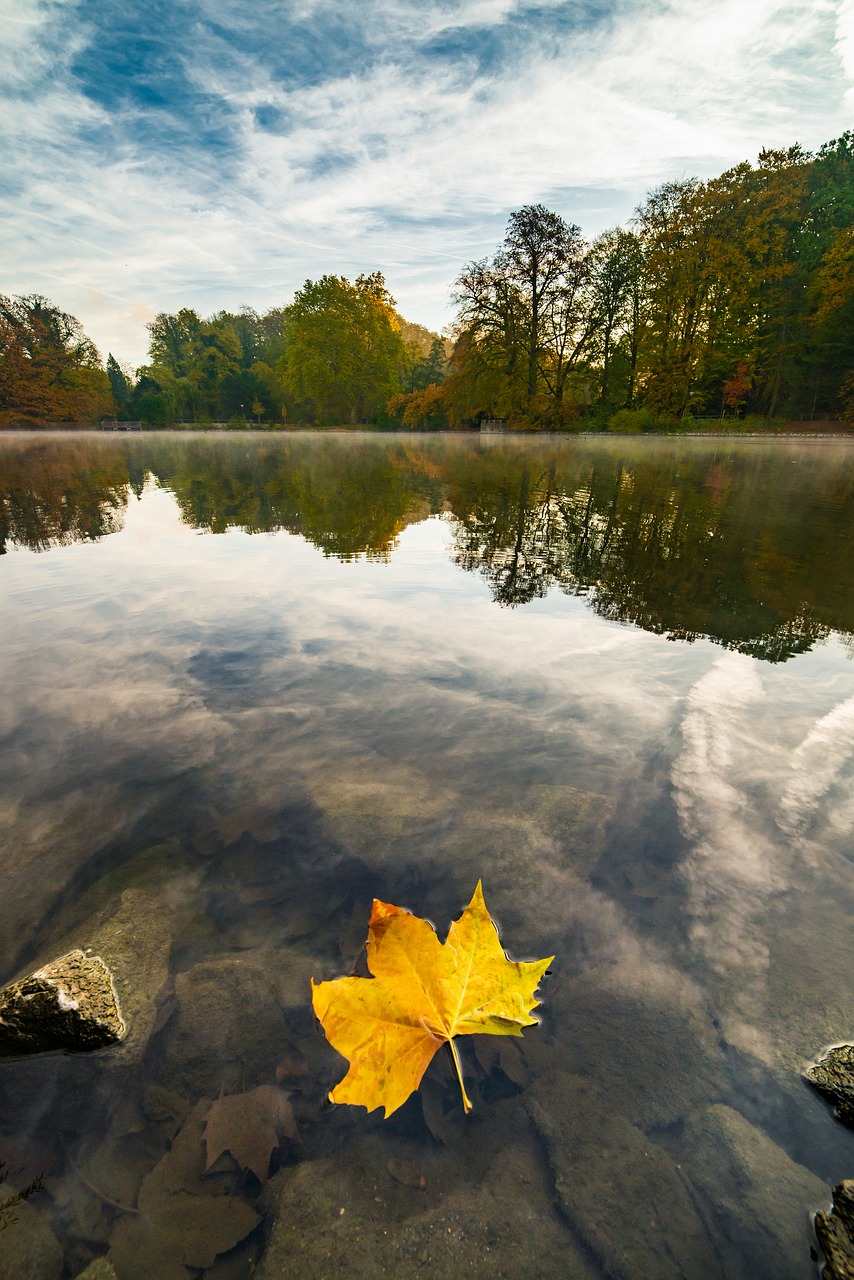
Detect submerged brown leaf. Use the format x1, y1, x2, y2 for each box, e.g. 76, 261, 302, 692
203, 1086, 300, 1185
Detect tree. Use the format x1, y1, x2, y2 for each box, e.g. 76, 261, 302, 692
0, 295, 113, 423
387, 383, 447, 429
452, 206, 592, 425
147, 309, 203, 378
278, 273, 408, 423
106, 354, 131, 409
501, 205, 585, 399
587, 229, 643, 405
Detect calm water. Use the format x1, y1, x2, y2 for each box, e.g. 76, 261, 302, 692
1, 431, 853, 1279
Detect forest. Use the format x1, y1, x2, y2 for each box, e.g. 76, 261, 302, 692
1, 134, 853, 431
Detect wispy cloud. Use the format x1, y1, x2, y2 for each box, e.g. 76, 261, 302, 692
0, 0, 850, 363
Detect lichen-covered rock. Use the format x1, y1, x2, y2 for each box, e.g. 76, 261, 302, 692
0, 950, 123, 1057
526, 1071, 724, 1280
807, 1045, 854, 1128
74, 1260, 118, 1280
681, 1103, 828, 1280
815, 1181, 854, 1280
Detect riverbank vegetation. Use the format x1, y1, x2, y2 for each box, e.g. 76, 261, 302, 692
2, 134, 853, 431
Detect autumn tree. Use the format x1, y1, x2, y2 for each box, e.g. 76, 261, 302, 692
587, 228, 643, 405
0, 295, 113, 424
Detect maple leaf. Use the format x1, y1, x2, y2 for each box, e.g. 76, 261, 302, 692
202, 1086, 300, 1185
311, 881, 553, 1118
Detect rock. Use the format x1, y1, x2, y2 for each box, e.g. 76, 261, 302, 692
815, 1181, 854, 1280
165, 952, 287, 1094
681, 1103, 828, 1280
0, 950, 123, 1057
764, 893, 854, 1073
256, 1106, 598, 1279
0, 1191, 63, 1280
512, 783, 615, 877
526, 1071, 724, 1280
3, 883, 175, 1065
75, 1260, 118, 1280
807, 1046, 854, 1128
304, 759, 450, 863
546, 959, 727, 1127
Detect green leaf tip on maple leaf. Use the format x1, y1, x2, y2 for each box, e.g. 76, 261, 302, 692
311, 881, 553, 1117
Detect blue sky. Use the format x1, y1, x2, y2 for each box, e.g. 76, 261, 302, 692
2, 0, 853, 366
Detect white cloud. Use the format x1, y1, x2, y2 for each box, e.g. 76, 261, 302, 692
0, 0, 848, 363
836, 0, 854, 85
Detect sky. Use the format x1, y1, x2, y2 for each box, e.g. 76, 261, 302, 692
1, 0, 853, 367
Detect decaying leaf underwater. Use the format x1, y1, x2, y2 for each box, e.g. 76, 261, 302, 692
311, 881, 553, 1117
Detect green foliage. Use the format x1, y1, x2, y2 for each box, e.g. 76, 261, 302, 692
607, 407, 671, 433
278, 273, 410, 423
140, 307, 287, 423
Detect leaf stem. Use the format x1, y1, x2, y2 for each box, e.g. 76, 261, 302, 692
447, 1038, 472, 1114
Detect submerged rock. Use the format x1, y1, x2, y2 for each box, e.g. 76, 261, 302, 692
0, 950, 124, 1057
807, 1045, 854, 1128
526, 1071, 724, 1280
545, 960, 727, 1128
165, 951, 289, 1094
815, 1181, 854, 1280
256, 1105, 598, 1280
681, 1103, 827, 1280
0, 1189, 63, 1280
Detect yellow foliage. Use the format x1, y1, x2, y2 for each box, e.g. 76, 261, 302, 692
311, 882, 552, 1117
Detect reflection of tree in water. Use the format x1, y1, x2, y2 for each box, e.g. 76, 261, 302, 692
154, 438, 443, 559
1, 434, 853, 662
0, 439, 129, 555
448, 444, 854, 662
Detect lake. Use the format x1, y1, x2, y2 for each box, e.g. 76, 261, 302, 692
0, 430, 852, 1279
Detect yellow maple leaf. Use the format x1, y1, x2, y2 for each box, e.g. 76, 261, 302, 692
311, 881, 553, 1117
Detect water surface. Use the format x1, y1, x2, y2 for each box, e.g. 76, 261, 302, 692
1, 432, 852, 1279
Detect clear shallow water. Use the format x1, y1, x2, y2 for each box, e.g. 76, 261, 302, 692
0, 431, 853, 1279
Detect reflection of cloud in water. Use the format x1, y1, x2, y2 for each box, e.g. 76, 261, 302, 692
671, 655, 783, 1050
672, 654, 854, 1059
778, 693, 854, 841
4, 481, 853, 1081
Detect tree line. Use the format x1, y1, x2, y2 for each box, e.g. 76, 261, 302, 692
2, 133, 852, 429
